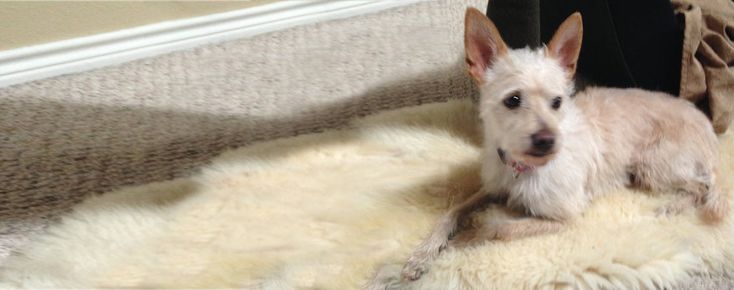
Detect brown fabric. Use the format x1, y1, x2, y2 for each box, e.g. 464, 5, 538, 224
673, 0, 734, 134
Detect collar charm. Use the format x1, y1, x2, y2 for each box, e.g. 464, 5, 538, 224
497, 148, 534, 178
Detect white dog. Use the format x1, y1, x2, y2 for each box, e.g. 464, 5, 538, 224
398, 8, 729, 282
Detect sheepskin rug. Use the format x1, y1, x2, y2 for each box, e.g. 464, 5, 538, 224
1, 99, 733, 289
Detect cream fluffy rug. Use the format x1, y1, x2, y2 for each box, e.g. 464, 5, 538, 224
1, 99, 733, 289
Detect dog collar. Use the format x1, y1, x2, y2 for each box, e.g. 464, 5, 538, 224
497, 148, 534, 178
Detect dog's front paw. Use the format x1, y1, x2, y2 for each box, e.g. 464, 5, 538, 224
402, 246, 443, 281
401, 258, 428, 281
364, 264, 403, 290
400, 227, 450, 281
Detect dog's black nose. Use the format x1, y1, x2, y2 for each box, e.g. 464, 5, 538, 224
531, 130, 555, 154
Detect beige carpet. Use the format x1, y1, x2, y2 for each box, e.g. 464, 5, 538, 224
1, 99, 733, 289
1, 0, 732, 288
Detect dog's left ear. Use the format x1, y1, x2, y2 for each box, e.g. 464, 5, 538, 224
547, 12, 583, 77
465, 8, 508, 85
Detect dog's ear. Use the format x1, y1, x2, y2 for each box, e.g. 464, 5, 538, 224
465, 8, 507, 85
547, 12, 583, 77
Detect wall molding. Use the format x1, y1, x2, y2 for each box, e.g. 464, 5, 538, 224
0, 0, 425, 88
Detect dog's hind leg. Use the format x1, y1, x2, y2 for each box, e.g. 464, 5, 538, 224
451, 215, 565, 247
400, 190, 495, 281
655, 173, 728, 223
634, 143, 729, 223
698, 168, 729, 223
655, 194, 698, 217
491, 217, 565, 241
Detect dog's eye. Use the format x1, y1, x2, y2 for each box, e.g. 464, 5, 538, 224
503, 94, 521, 109
551, 96, 562, 110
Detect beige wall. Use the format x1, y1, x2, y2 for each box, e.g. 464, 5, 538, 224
0, 1, 280, 51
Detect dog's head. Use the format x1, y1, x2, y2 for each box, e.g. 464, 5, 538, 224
465, 8, 582, 167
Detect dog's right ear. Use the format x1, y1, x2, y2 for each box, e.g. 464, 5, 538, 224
547, 12, 583, 77
464, 8, 508, 85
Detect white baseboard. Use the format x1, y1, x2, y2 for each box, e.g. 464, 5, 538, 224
0, 0, 426, 88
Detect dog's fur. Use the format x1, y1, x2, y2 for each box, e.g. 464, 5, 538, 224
399, 8, 729, 282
